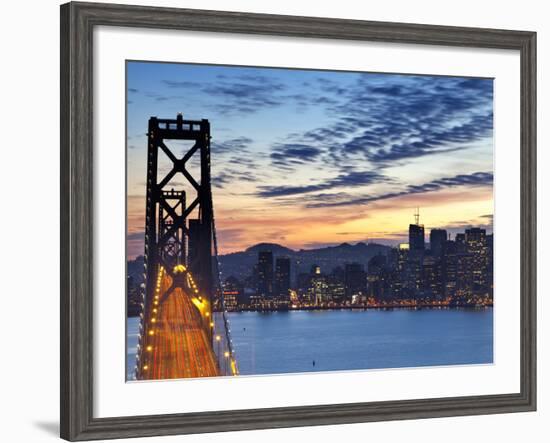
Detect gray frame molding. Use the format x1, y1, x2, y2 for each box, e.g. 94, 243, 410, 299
60, 2, 536, 441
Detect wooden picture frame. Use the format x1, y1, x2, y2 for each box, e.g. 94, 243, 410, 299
60, 2, 536, 440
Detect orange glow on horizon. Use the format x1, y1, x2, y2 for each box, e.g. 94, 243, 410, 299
127, 184, 493, 257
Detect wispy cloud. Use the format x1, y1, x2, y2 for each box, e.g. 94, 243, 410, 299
212, 136, 253, 155
211, 137, 262, 188
305, 171, 493, 208
269, 143, 324, 170
256, 170, 389, 198
202, 75, 287, 114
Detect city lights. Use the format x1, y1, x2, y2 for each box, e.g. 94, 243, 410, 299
215, 220, 492, 312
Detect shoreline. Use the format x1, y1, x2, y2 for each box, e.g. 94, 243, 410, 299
223, 304, 493, 313
128, 304, 493, 318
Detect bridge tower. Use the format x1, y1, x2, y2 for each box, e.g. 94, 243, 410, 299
158, 189, 186, 267
136, 114, 215, 379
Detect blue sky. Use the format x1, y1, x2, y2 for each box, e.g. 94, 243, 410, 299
127, 61, 493, 257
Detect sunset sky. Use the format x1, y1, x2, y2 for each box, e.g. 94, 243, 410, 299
126, 61, 493, 258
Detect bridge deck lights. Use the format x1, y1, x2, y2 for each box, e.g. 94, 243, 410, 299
173, 264, 187, 274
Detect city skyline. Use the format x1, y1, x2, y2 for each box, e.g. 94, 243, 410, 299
127, 221, 493, 316
127, 62, 494, 258
220, 223, 493, 312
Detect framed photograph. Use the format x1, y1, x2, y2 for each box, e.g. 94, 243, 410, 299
60, 1, 536, 440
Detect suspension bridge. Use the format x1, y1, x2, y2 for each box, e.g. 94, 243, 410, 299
134, 114, 237, 380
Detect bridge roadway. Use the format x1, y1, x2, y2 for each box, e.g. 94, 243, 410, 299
143, 271, 220, 379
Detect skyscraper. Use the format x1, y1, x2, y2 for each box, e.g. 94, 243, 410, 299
257, 251, 274, 298
274, 257, 291, 299
367, 254, 388, 301
344, 262, 366, 299
455, 233, 466, 252
308, 264, 328, 305
465, 228, 489, 289
430, 229, 447, 257
409, 209, 425, 252
443, 239, 458, 298
422, 255, 443, 299
487, 234, 494, 292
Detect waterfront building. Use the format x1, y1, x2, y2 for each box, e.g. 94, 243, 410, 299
289, 289, 299, 306
443, 239, 458, 298
308, 264, 329, 305
344, 262, 366, 299
257, 250, 274, 298
223, 276, 244, 310
297, 271, 312, 292
389, 245, 408, 299
407, 251, 423, 294
249, 293, 263, 309
223, 291, 238, 310
367, 254, 388, 301
274, 257, 291, 300
465, 228, 490, 289
326, 272, 346, 304
487, 234, 494, 293
422, 255, 443, 300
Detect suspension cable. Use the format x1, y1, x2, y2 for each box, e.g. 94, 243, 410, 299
210, 190, 238, 375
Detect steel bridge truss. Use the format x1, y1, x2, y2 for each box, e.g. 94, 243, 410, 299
136, 114, 217, 379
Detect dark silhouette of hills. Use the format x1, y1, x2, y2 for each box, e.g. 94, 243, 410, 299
244, 242, 295, 255
219, 242, 391, 283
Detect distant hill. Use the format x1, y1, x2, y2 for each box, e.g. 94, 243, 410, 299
218, 242, 392, 284
244, 242, 295, 256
